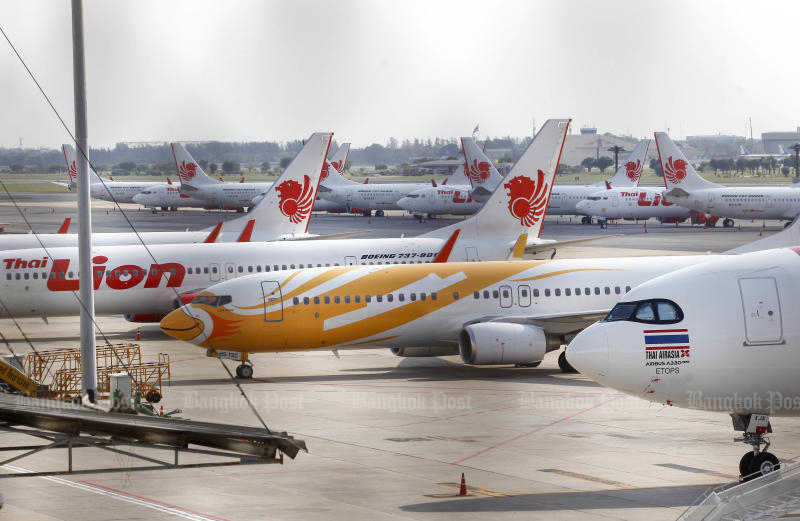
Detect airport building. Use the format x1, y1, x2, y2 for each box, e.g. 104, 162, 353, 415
762, 128, 800, 154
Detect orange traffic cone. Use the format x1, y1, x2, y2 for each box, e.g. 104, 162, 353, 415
644, 223, 648, 233
136, 327, 141, 340
52, 208, 54, 213
759, 228, 763, 236
159, 405, 164, 416
459, 473, 468, 496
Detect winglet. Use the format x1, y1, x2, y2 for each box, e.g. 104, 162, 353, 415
167, 177, 173, 185
363, 178, 369, 184
56, 217, 71, 234
507, 233, 528, 259
203, 222, 223, 243
236, 219, 256, 242
432, 229, 461, 263
604, 180, 611, 190
431, 179, 437, 187
240, 177, 245, 183
442, 178, 448, 185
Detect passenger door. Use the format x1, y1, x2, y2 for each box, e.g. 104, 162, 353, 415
518, 285, 531, 307
344, 256, 357, 266
739, 277, 783, 345
261, 281, 284, 322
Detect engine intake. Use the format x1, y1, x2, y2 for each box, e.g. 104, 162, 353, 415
459, 323, 554, 365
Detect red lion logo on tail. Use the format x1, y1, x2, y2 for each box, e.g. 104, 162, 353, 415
178, 161, 197, 182
320, 162, 330, 180
504, 171, 549, 227
663, 156, 688, 184
68, 160, 77, 180
331, 160, 343, 173
275, 174, 314, 224
469, 159, 492, 184
624, 159, 642, 181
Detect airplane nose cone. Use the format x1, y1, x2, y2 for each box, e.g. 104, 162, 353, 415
575, 200, 591, 215
160, 307, 205, 342
396, 197, 411, 210
132, 194, 144, 204
567, 323, 609, 377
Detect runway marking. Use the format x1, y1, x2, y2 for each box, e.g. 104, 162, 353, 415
451, 394, 622, 465
539, 468, 634, 489
655, 463, 736, 480
3, 464, 230, 521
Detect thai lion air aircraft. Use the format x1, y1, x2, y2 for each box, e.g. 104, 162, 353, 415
160, 206, 800, 379
0, 120, 576, 327
59, 144, 170, 204
574, 185, 718, 227
547, 139, 650, 223
396, 138, 502, 217
566, 246, 800, 479
657, 132, 800, 228
311, 143, 353, 213
0, 133, 333, 250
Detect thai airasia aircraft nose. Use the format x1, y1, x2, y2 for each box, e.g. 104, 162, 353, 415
567, 323, 609, 378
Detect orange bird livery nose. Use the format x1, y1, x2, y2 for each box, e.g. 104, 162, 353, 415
160, 307, 205, 342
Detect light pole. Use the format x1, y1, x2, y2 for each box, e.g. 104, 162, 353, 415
608, 145, 625, 172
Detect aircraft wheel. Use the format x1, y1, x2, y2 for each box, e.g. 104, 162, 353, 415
514, 361, 541, 368
376, 210, 384, 217
160, 206, 168, 212
748, 452, 780, 479
739, 451, 755, 477
151, 209, 157, 214
145, 390, 162, 403
722, 218, 734, 228
581, 216, 591, 225
236, 364, 253, 379
558, 351, 578, 373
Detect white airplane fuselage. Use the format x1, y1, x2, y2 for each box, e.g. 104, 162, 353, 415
132, 185, 211, 209
320, 183, 429, 211
568, 248, 800, 416
182, 182, 272, 208
0, 236, 528, 318
90, 181, 166, 204
576, 187, 691, 221
397, 185, 481, 215
666, 186, 800, 221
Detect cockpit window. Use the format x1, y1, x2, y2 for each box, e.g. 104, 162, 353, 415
604, 299, 683, 324
587, 196, 601, 201
192, 295, 232, 307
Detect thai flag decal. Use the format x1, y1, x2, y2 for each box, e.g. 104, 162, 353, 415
644, 329, 690, 360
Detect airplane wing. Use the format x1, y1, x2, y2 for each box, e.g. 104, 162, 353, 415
525, 235, 622, 255
480, 310, 610, 336
49, 181, 72, 190
283, 231, 368, 241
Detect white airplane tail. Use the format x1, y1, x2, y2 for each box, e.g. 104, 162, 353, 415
170, 143, 219, 189
462, 137, 503, 194
423, 119, 570, 242
62, 144, 103, 185
604, 139, 649, 187
654, 132, 720, 193
319, 143, 354, 186
218, 132, 332, 240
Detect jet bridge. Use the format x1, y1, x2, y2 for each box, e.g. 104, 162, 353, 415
0, 393, 306, 477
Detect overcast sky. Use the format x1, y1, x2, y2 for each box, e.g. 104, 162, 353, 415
1, 0, 798, 149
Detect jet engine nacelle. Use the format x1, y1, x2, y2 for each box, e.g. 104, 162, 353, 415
124, 313, 167, 323
390, 346, 459, 357
459, 323, 550, 365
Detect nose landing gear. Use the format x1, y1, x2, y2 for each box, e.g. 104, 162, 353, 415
732, 413, 780, 480
235, 361, 254, 379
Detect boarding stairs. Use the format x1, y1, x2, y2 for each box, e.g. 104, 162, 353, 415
679, 459, 800, 521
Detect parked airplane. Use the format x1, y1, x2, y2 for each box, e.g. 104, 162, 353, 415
60, 144, 170, 204
0, 120, 573, 328
0, 133, 333, 249
172, 143, 270, 210
657, 133, 800, 227
575, 186, 718, 227
547, 139, 650, 223
131, 182, 210, 212
567, 246, 800, 478
397, 138, 502, 217
396, 163, 482, 217
317, 151, 432, 216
